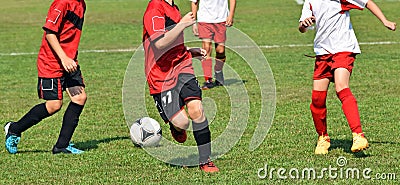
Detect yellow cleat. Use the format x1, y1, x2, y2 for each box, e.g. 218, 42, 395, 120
351, 133, 369, 152
315, 135, 330, 155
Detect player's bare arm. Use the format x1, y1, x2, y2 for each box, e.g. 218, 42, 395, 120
226, 0, 236, 27
366, 0, 396, 31
154, 12, 196, 50
298, 16, 315, 33
191, 1, 199, 36
45, 29, 77, 73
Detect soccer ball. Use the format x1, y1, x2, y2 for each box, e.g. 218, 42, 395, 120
130, 117, 162, 147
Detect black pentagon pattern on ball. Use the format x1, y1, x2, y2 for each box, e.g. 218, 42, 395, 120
141, 127, 155, 142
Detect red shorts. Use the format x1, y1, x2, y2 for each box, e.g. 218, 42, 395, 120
313, 52, 357, 80
197, 22, 227, 43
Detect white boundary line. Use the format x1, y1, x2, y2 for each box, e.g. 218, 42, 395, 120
1, 41, 399, 56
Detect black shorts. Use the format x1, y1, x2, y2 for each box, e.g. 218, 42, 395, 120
37, 65, 85, 100
152, 73, 202, 123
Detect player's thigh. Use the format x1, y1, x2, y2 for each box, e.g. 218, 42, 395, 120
178, 74, 204, 121
202, 40, 213, 55
212, 22, 227, 44
313, 54, 333, 90
197, 22, 214, 41
38, 77, 64, 100
64, 65, 87, 105
37, 77, 64, 113
333, 68, 351, 92
170, 109, 190, 130
332, 52, 355, 92
313, 79, 330, 91
152, 89, 188, 129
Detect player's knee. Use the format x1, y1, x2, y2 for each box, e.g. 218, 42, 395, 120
46, 100, 63, 114
171, 116, 190, 130
215, 51, 226, 60
311, 95, 325, 108
335, 84, 348, 93
187, 101, 205, 122
71, 92, 87, 105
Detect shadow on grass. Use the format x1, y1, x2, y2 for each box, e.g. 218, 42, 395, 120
330, 139, 370, 158
18, 149, 49, 154
165, 152, 223, 169
75, 136, 130, 151
223, 78, 247, 86
13, 136, 129, 153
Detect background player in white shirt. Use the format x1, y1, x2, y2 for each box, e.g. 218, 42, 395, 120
191, 0, 236, 89
298, 0, 396, 155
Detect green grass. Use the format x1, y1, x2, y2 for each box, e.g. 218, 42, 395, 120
1, 0, 400, 184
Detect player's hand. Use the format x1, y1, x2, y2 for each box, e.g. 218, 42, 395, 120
301, 16, 315, 28
180, 12, 196, 27
61, 56, 77, 73
226, 16, 234, 27
192, 23, 199, 36
383, 20, 396, 31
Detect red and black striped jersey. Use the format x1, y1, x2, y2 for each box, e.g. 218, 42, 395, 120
37, 0, 86, 78
143, 0, 194, 95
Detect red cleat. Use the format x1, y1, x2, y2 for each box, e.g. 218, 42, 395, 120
199, 160, 219, 173
169, 123, 187, 143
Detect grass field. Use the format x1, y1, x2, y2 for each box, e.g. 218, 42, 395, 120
1, 0, 399, 184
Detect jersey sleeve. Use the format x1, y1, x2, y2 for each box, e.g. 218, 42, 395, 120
299, 0, 313, 22
143, 6, 166, 42
190, 0, 198, 3
340, 0, 368, 11
42, 0, 68, 33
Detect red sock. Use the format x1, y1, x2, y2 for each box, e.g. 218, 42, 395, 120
310, 90, 328, 136
337, 88, 363, 134
202, 58, 213, 81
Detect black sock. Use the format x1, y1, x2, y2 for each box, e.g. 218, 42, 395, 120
9, 103, 50, 135
55, 102, 84, 148
193, 119, 211, 164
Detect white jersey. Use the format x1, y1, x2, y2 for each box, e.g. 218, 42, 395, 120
191, 0, 230, 23
299, 0, 368, 55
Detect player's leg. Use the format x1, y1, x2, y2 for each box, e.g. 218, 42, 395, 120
213, 22, 227, 86
53, 66, 86, 154
332, 52, 368, 152
334, 68, 368, 152
152, 87, 189, 143
201, 39, 214, 89
197, 22, 215, 89
214, 43, 226, 86
312, 79, 331, 155
311, 55, 332, 154
169, 109, 190, 143
5, 78, 63, 154
334, 68, 363, 133
180, 74, 218, 172
186, 99, 218, 172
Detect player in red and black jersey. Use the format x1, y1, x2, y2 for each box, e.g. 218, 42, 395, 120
143, 0, 219, 172
5, 0, 87, 154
